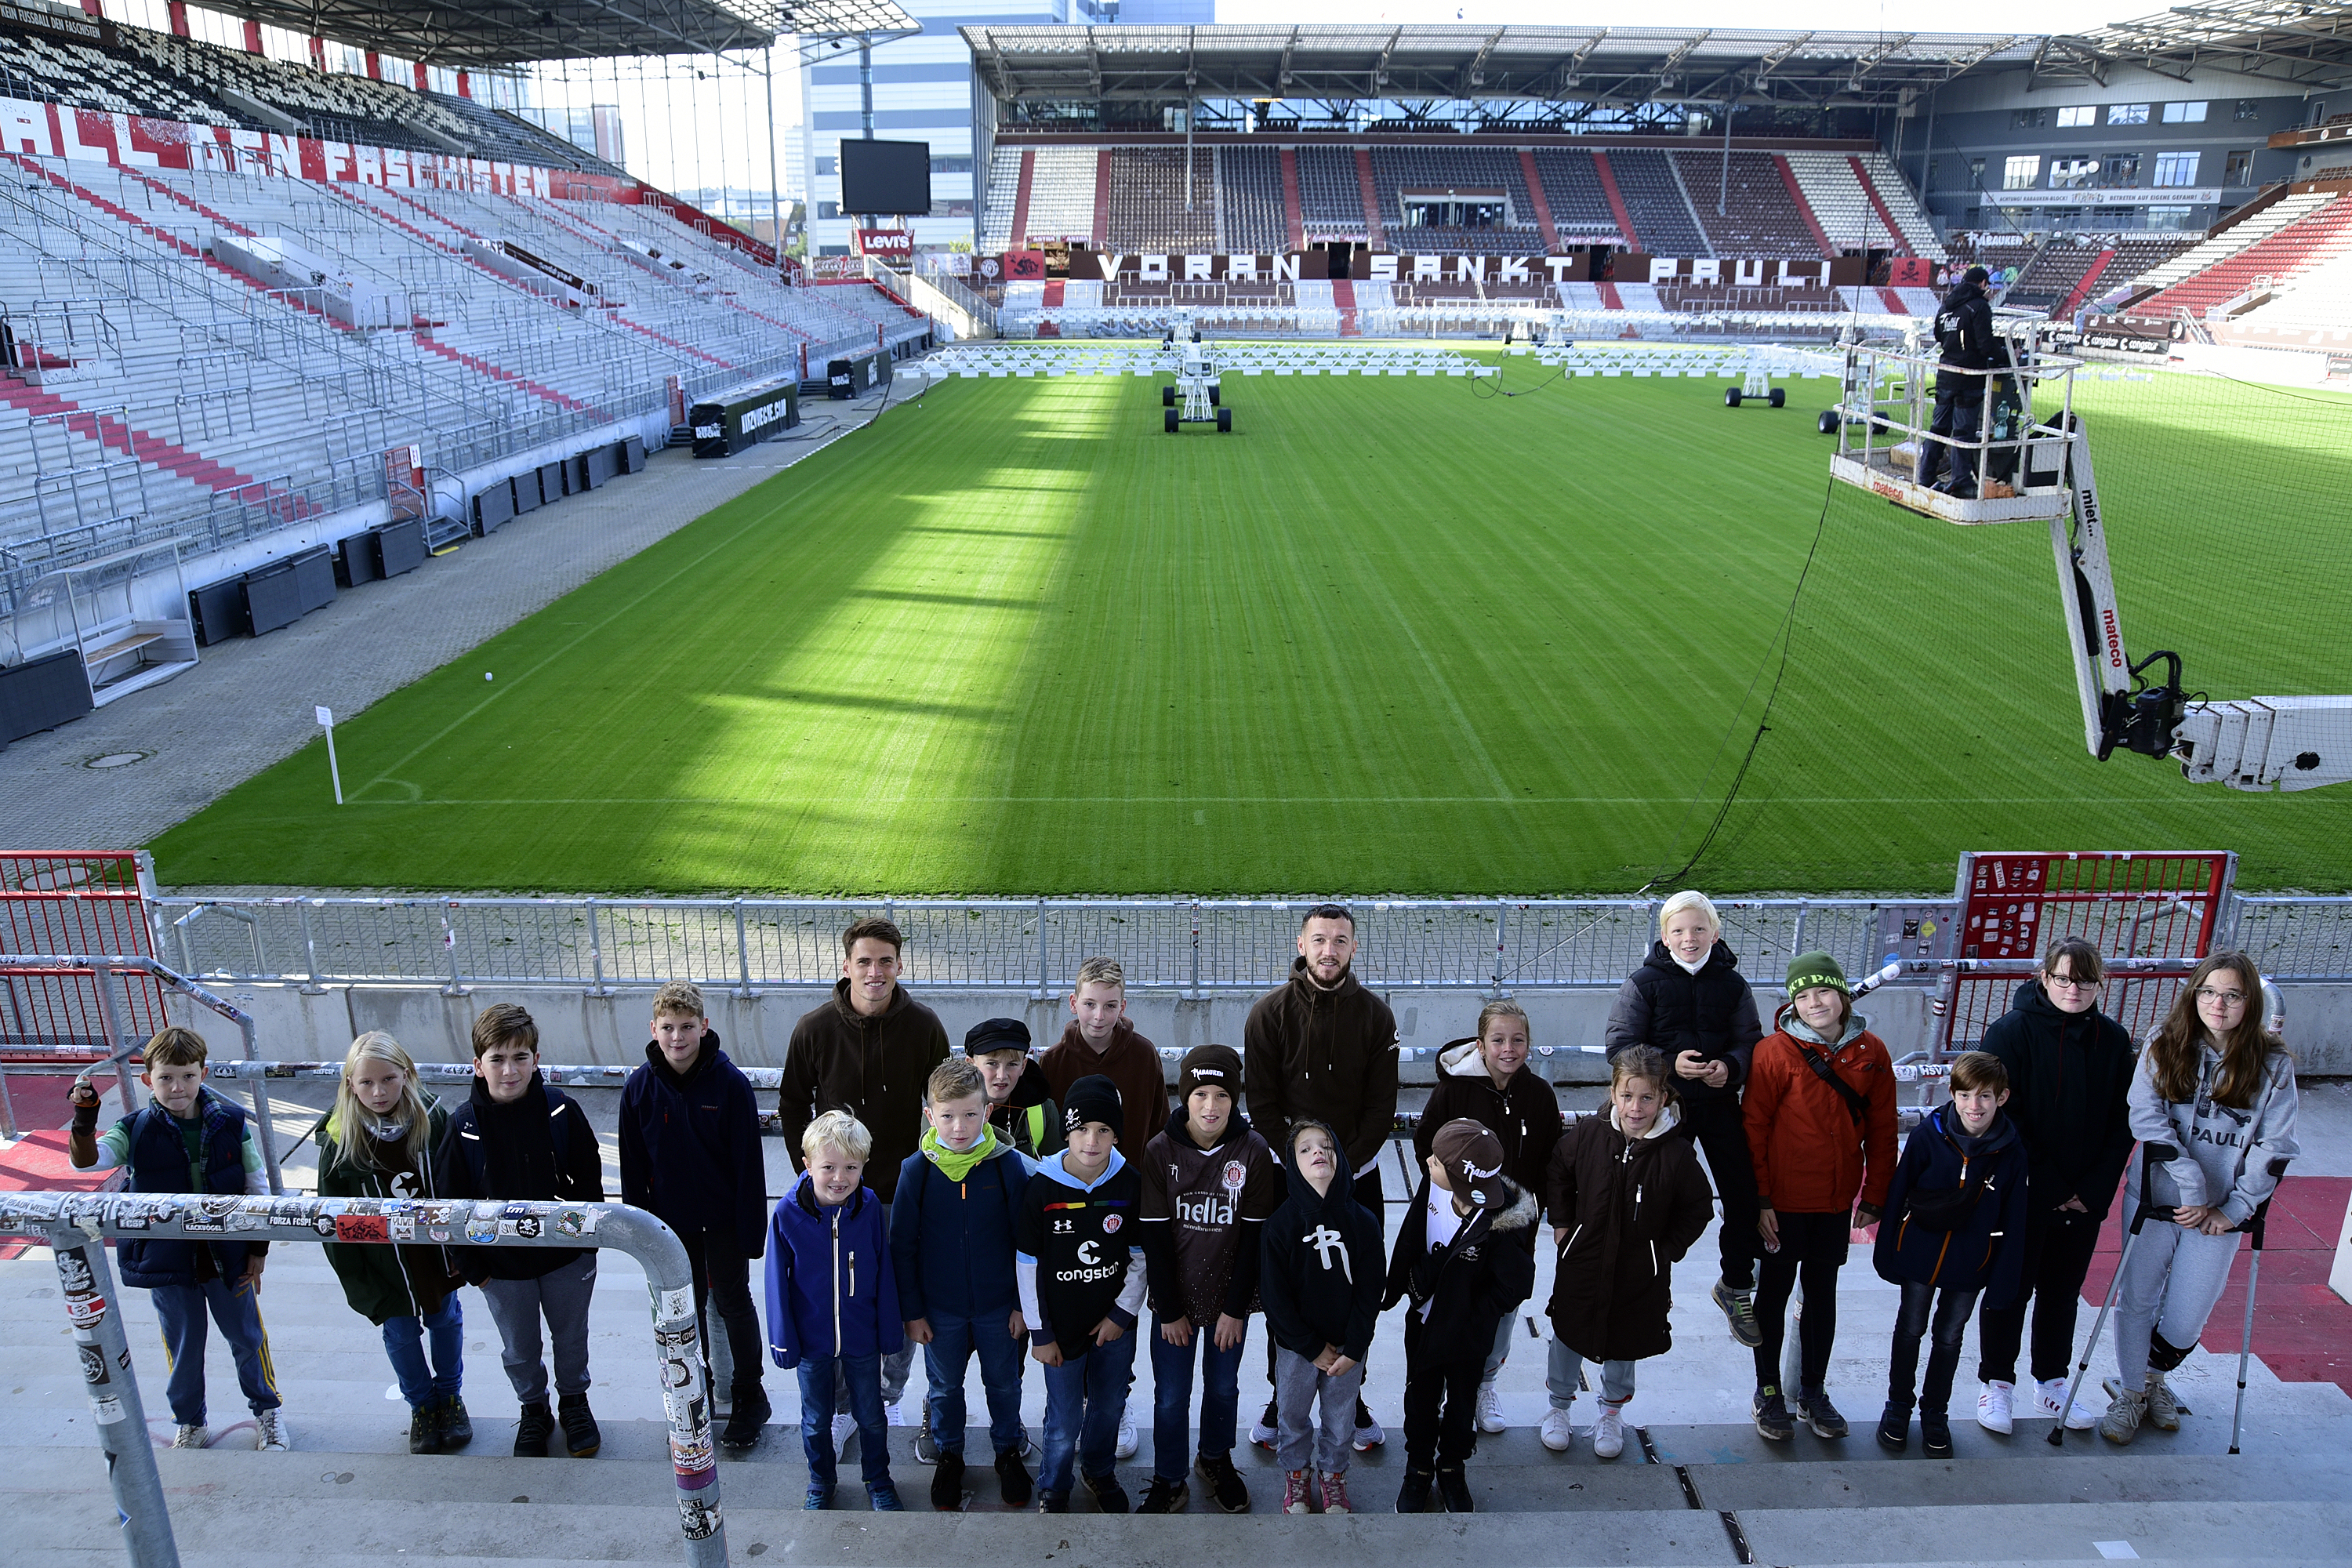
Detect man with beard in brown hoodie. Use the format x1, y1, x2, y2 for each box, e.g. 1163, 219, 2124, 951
1242, 903, 1400, 1454
777, 916, 950, 1434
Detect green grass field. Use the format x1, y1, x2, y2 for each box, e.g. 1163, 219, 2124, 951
149, 357, 2352, 895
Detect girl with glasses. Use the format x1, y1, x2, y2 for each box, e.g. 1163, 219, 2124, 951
2103, 950, 2300, 1445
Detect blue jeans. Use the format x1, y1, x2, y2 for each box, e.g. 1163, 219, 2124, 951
151, 1276, 279, 1428
1150, 1313, 1247, 1482
923, 1308, 1025, 1459
1039, 1331, 1138, 1497
382, 1294, 464, 1410
798, 1352, 892, 1492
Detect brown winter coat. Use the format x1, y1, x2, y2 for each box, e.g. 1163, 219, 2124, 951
1040, 1018, 1169, 1149
1544, 1104, 1715, 1363
1242, 960, 1400, 1174
775, 980, 949, 1202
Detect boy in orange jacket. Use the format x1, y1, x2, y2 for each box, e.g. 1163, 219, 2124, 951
1741, 953, 1896, 1444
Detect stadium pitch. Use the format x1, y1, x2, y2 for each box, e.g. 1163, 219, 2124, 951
150, 356, 2352, 895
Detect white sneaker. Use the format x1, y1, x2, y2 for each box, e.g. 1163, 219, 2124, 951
831, 1412, 857, 1454
884, 1400, 907, 1428
1352, 1399, 1384, 1452
1976, 1381, 2015, 1436
1590, 1403, 1625, 1460
1474, 1381, 1507, 1435
1114, 1403, 1138, 1461
1540, 1407, 1574, 1454
2036, 1377, 2100, 1432
171, 1423, 209, 1450
253, 1409, 290, 1451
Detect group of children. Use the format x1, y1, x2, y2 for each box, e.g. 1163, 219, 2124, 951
64, 901, 2299, 1513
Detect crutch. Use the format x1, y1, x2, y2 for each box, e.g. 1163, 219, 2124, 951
2050, 1142, 2176, 1447
2228, 1159, 2292, 1456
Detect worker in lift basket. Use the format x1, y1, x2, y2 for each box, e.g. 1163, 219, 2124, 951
1918, 265, 1998, 501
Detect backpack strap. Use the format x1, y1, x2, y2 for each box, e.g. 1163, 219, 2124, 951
1794, 1039, 1871, 1127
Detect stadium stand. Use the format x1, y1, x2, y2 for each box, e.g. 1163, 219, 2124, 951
2219, 249, 2352, 342
1600, 148, 1708, 256
1294, 144, 1368, 238
2135, 193, 2352, 320
2118, 191, 2333, 296
1671, 149, 1829, 258
1106, 146, 1216, 250
1367, 143, 1542, 255
977, 147, 1021, 251
1220, 143, 1287, 254
1017, 146, 1094, 244
1527, 148, 1623, 245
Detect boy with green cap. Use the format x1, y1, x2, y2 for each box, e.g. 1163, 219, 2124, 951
1740, 952, 1896, 1444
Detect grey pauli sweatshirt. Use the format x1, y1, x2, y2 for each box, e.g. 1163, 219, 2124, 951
2125, 1040, 2299, 1226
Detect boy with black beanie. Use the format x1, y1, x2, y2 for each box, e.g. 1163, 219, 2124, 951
1137, 1045, 1283, 1512
1386, 1119, 1539, 1513
1018, 1074, 1148, 1512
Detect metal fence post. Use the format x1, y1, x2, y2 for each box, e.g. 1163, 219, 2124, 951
585, 898, 612, 997
90, 960, 140, 1120
1791, 901, 1809, 962
296, 900, 325, 995
1493, 900, 1508, 996
1189, 901, 1201, 996
440, 902, 466, 996
1036, 898, 1051, 1000
732, 899, 753, 999
50, 1223, 180, 1568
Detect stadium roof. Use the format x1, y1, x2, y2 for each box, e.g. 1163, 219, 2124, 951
2060, 0, 2352, 89
960, 24, 2045, 110
186, 0, 916, 67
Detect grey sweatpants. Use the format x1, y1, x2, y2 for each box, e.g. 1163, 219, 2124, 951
481, 1253, 597, 1403
1274, 1345, 1365, 1475
2114, 1221, 2242, 1381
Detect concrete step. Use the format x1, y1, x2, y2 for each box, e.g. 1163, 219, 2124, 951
6, 1434, 2350, 1565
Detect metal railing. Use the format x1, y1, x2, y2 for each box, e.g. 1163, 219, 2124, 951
0, 953, 280, 1189
147, 895, 1947, 994
137, 891, 2352, 993
0, 1192, 725, 1568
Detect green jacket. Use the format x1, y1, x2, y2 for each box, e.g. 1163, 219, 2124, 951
314, 1098, 459, 1326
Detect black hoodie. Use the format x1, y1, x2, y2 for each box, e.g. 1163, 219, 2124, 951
1979, 980, 2135, 1220
1602, 940, 1763, 1112
437, 1071, 606, 1282
1243, 960, 1400, 1174
987, 1056, 1065, 1160
619, 1031, 767, 1258
1258, 1122, 1385, 1362
1382, 1173, 1539, 1362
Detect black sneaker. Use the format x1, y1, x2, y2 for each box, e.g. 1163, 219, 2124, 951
1921, 1411, 1953, 1458
1875, 1403, 1907, 1452
557, 1392, 601, 1457
437, 1395, 474, 1449
409, 1404, 442, 1455
1083, 1472, 1130, 1514
1436, 1468, 1473, 1513
930, 1451, 965, 1511
514, 1399, 554, 1457
1195, 1451, 1250, 1514
1137, 1476, 1188, 1513
720, 1382, 770, 1452
1795, 1387, 1849, 1440
1752, 1388, 1795, 1443
1037, 1490, 1069, 1514
995, 1447, 1033, 1508
1396, 1471, 1435, 1514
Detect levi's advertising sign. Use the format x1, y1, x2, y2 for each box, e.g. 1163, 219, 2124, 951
856, 229, 913, 261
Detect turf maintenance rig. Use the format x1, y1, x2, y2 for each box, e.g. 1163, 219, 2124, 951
1828, 332, 2352, 791
1160, 312, 1232, 434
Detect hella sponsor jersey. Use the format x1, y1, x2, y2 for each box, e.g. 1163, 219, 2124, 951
1139, 1121, 1283, 1325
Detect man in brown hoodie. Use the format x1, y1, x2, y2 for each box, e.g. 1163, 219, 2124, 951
1242, 903, 1399, 1453
776, 915, 950, 1425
